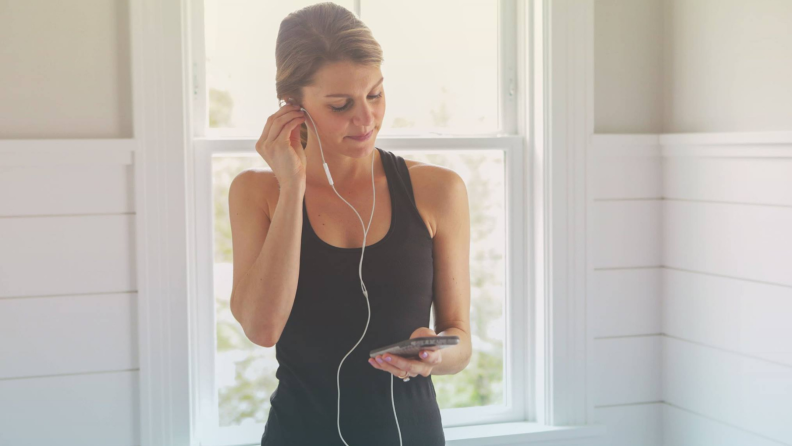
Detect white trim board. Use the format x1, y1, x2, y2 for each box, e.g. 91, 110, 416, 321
0, 139, 135, 166
534, 0, 594, 427
130, 0, 194, 444
659, 131, 792, 146
193, 135, 524, 154
591, 133, 792, 158
589, 134, 660, 148
444, 422, 607, 446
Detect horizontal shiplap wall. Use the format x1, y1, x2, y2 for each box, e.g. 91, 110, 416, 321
0, 144, 139, 446
661, 134, 792, 446
588, 134, 664, 446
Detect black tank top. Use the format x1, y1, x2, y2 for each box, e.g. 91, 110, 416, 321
260, 147, 445, 446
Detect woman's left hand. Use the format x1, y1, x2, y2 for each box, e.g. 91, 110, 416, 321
368, 327, 443, 379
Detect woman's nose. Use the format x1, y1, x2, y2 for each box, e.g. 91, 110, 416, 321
353, 103, 375, 126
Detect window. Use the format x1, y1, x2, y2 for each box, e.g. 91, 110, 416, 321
191, 1, 525, 444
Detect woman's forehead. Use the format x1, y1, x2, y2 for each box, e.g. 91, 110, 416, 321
308, 63, 383, 96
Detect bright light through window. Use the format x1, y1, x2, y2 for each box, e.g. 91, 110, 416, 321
203, 0, 500, 137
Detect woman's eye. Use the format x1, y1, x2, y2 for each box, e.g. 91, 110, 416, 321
331, 92, 383, 113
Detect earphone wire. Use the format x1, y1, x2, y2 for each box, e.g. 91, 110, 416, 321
300, 105, 403, 446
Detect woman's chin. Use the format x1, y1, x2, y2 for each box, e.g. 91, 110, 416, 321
348, 143, 375, 157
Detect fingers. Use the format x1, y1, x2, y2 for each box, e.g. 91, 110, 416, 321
410, 327, 437, 338
368, 354, 431, 378
260, 103, 294, 143
259, 104, 304, 148
418, 349, 443, 365
406, 328, 442, 365
369, 356, 417, 378
266, 108, 305, 146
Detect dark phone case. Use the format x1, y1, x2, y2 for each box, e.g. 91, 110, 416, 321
369, 336, 460, 359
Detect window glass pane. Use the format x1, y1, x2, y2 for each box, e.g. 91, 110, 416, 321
362, 1, 500, 135
212, 148, 505, 426
212, 156, 273, 426
394, 150, 505, 409
203, 0, 355, 137
203, 0, 499, 137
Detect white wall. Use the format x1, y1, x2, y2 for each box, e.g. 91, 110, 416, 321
662, 0, 792, 133
593, 1, 792, 446
594, 0, 664, 133
597, 0, 792, 135
0, 1, 139, 445
0, 0, 133, 138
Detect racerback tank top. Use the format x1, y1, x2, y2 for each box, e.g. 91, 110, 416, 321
260, 147, 445, 445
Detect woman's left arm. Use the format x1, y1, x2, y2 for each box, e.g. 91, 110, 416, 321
427, 168, 472, 375
369, 166, 472, 377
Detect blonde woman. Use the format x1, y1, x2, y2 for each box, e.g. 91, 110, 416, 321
229, 3, 471, 444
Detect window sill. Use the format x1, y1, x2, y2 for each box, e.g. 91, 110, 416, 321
444, 422, 608, 446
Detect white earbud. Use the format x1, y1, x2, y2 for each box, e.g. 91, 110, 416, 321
291, 98, 403, 445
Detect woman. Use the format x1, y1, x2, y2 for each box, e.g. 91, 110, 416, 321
228, 3, 471, 445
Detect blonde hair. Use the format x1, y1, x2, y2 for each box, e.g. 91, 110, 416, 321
275, 2, 384, 149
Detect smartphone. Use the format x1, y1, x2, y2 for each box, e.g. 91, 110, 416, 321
370, 336, 460, 360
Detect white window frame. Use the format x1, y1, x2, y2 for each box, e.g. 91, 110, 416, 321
131, 0, 604, 445
193, 0, 524, 440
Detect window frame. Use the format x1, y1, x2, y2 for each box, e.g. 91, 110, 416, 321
192, 0, 526, 440
131, 0, 600, 445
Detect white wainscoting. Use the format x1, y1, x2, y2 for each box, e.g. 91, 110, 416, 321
0, 371, 140, 445
590, 268, 662, 338
0, 164, 134, 216
661, 133, 792, 445
0, 140, 139, 446
662, 403, 787, 446
591, 403, 663, 446
588, 134, 663, 446
664, 200, 791, 287
589, 132, 792, 446
664, 268, 792, 367
663, 337, 792, 445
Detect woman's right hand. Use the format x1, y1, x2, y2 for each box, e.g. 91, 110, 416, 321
255, 101, 308, 190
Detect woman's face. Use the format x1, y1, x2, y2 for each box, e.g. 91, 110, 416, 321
301, 61, 385, 153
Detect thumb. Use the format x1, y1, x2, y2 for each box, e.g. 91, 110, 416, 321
410, 327, 437, 339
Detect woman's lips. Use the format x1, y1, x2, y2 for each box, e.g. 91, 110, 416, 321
347, 129, 373, 141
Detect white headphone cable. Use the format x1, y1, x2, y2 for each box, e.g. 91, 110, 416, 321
299, 105, 403, 446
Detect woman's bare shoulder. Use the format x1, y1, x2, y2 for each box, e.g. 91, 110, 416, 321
403, 159, 465, 239
230, 168, 279, 219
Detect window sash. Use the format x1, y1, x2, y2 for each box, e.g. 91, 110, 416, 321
189, 0, 519, 138
193, 135, 527, 443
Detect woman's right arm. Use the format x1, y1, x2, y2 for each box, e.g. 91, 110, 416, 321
228, 172, 305, 347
